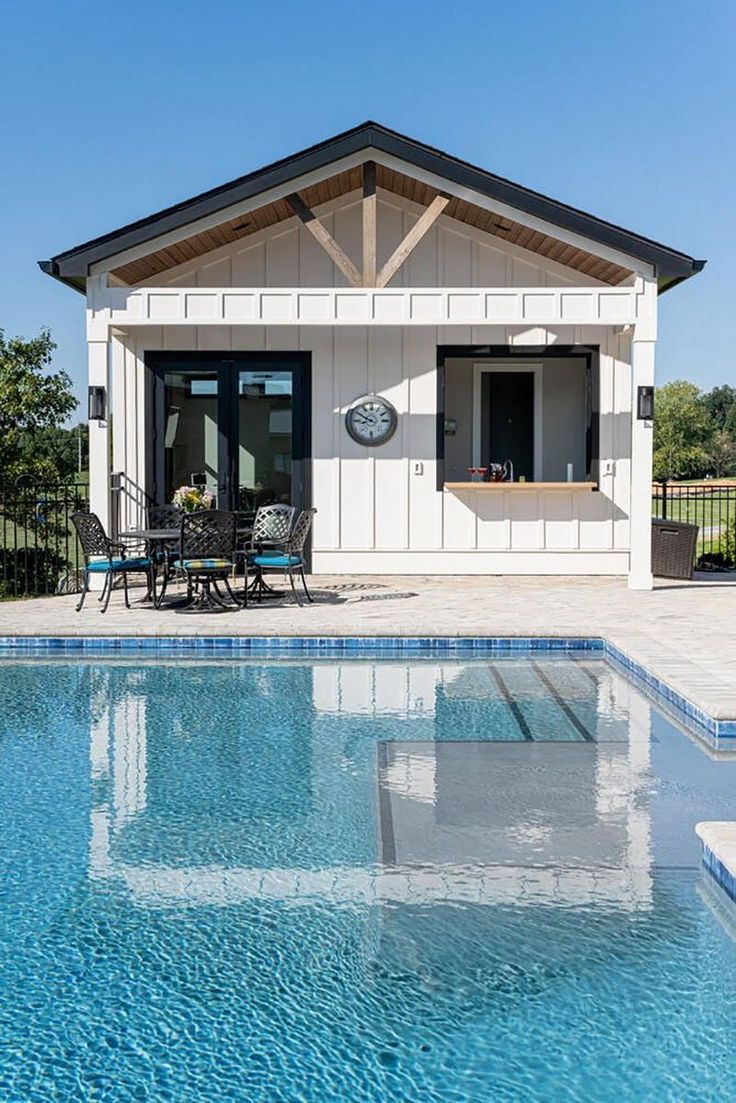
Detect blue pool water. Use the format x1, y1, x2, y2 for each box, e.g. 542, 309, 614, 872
1, 652, 736, 1101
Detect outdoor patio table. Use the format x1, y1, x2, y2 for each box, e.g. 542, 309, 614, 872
123, 527, 254, 540
123, 528, 178, 542
122, 526, 254, 606
122, 526, 253, 547
121, 529, 179, 603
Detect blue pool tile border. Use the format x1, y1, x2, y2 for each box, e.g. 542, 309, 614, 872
602, 641, 736, 743
0, 634, 603, 654
0, 633, 733, 742
703, 844, 736, 906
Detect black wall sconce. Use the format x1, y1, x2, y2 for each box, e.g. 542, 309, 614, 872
88, 385, 106, 421
637, 385, 654, 421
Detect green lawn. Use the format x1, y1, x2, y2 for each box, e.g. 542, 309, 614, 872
0, 484, 88, 596
652, 483, 735, 562
651, 494, 734, 530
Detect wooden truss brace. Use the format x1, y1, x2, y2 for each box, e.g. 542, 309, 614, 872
286, 191, 363, 287
376, 193, 449, 287
287, 164, 449, 288
362, 161, 377, 286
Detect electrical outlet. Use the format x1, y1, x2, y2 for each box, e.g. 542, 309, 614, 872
413, 461, 424, 476
602, 460, 616, 476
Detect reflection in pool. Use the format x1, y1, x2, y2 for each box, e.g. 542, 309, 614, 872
1, 654, 735, 1101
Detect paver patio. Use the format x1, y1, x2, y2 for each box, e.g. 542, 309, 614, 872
1, 574, 735, 724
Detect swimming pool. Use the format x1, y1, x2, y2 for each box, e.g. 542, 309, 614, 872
1, 650, 735, 1101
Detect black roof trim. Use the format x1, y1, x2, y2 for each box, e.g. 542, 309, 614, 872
39, 121, 705, 292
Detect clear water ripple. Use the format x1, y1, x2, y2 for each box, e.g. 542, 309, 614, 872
0, 654, 735, 1101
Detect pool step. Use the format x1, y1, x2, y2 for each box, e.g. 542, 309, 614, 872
696, 822, 736, 904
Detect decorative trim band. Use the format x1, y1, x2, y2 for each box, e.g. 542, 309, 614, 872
92, 283, 646, 335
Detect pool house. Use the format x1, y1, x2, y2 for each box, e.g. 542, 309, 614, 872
41, 122, 704, 590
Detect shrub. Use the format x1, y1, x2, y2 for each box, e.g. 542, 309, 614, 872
0, 546, 69, 598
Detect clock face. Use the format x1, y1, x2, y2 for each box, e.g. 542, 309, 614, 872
345, 395, 397, 446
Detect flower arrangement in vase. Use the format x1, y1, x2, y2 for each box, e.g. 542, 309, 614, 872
172, 485, 215, 512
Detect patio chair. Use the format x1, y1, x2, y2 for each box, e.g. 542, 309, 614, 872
71, 512, 151, 614
251, 507, 316, 605
169, 509, 240, 610
251, 503, 296, 544
245, 504, 296, 600
148, 503, 184, 529
146, 503, 184, 596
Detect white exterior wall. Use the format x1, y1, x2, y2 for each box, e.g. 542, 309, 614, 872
108, 190, 644, 576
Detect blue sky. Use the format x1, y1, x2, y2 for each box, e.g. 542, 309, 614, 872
1, 0, 733, 418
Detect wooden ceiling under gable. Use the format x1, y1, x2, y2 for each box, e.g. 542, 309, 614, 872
111, 163, 633, 287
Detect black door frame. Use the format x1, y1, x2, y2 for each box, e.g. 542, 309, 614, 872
145, 350, 312, 513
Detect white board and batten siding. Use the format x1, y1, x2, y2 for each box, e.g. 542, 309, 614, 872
111, 190, 637, 574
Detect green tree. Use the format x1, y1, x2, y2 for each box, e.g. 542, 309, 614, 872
14, 423, 88, 484
702, 384, 736, 432
0, 329, 77, 482
652, 380, 712, 481
708, 429, 736, 478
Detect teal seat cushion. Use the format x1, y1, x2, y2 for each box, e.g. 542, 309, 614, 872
253, 554, 303, 569
87, 557, 150, 572
174, 557, 233, 571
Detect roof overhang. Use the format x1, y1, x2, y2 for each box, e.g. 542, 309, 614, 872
39, 121, 705, 294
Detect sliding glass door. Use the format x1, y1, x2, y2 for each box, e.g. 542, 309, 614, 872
232, 369, 294, 513
158, 365, 223, 505
149, 353, 311, 515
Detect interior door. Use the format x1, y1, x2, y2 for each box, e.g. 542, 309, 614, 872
481, 371, 535, 481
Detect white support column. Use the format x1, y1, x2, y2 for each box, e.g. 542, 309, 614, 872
629, 336, 655, 589
87, 338, 111, 528
86, 274, 111, 534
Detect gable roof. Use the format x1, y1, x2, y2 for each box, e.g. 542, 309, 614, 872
107, 163, 635, 288
39, 121, 705, 294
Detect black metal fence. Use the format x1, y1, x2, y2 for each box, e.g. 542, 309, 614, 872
0, 482, 89, 598
652, 480, 736, 567
2, 475, 734, 596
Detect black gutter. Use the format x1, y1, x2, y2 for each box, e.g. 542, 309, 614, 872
38, 120, 706, 292
657, 260, 707, 295
38, 258, 86, 293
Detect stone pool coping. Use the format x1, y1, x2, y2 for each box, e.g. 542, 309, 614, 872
697, 823, 736, 906
1, 633, 734, 745
2, 576, 735, 725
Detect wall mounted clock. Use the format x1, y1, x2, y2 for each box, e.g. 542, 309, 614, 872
345, 394, 398, 446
